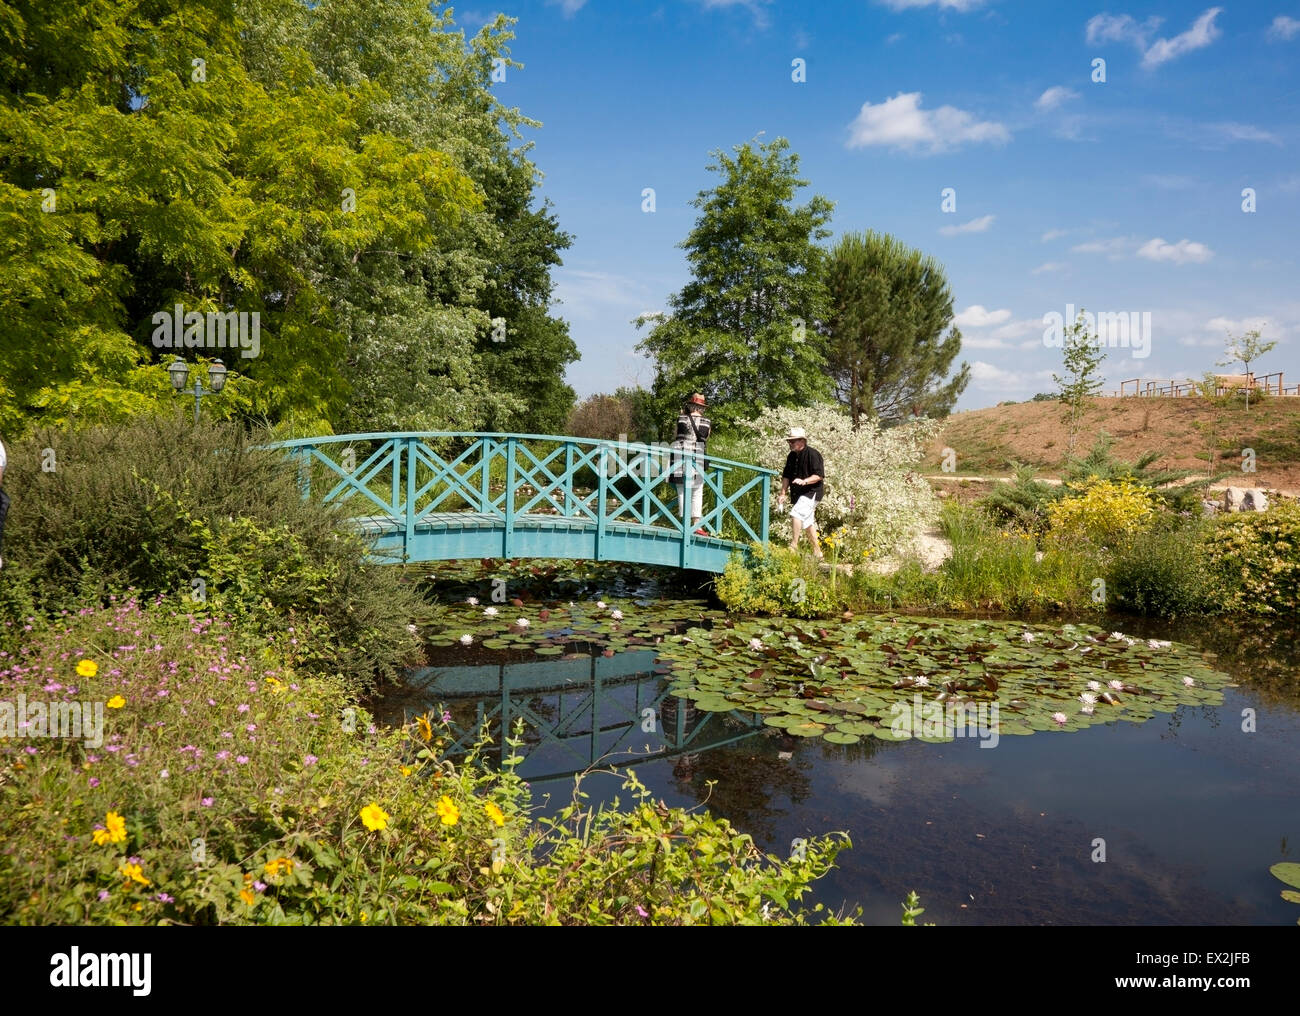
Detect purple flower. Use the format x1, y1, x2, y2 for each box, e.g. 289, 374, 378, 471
201, 797, 214, 807
236, 755, 249, 765
303, 755, 318, 767
216, 751, 230, 761
237, 704, 249, 713
88, 777, 100, 788
155, 893, 174, 903
635, 905, 649, 918
98, 890, 110, 901
441, 710, 452, 724
245, 723, 256, 733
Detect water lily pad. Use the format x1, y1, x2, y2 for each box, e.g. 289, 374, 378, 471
822, 731, 860, 745
1271, 862, 1300, 890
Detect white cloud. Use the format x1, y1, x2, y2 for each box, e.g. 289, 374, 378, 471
696, 0, 771, 27
1137, 237, 1213, 264
1269, 15, 1300, 41
1071, 236, 1134, 259
546, 0, 588, 16
846, 92, 1010, 154
953, 305, 1011, 328
1040, 228, 1068, 242
969, 361, 1056, 389
1279, 175, 1300, 194
1085, 8, 1222, 69
877, 0, 985, 10
939, 214, 995, 236
1211, 122, 1281, 144
1205, 315, 1272, 336
1031, 261, 1068, 274
552, 269, 653, 322
1035, 86, 1078, 111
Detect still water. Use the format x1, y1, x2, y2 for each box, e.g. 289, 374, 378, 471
382, 609, 1300, 926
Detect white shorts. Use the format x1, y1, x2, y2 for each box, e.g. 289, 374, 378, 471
790, 495, 818, 528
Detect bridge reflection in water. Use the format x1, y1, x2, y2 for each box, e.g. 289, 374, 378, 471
400, 650, 767, 785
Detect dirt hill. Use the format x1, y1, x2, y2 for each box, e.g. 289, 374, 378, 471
923, 397, 1300, 492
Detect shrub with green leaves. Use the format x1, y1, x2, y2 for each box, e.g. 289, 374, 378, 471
716, 544, 838, 618
1105, 521, 1222, 617
0, 600, 854, 925
0, 416, 425, 696
1204, 499, 1300, 615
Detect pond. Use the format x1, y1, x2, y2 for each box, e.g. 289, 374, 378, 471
381, 578, 1300, 926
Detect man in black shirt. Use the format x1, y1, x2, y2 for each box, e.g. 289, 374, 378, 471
776, 426, 823, 559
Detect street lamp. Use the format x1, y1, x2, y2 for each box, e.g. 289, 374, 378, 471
169, 358, 228, 424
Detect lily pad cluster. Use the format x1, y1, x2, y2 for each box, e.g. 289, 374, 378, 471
425, 598, 1231, 748
654, 617, 1230, 746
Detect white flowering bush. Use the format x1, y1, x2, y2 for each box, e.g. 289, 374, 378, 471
735, 403, 941, 557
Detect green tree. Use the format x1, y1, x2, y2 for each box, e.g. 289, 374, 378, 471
636, 136, 834, 430
1217, 327, 1276, 411
1052, 309, 1107, 456
825, 230, 969, 426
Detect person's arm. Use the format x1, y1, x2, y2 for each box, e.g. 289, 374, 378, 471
802, 450, 824, 486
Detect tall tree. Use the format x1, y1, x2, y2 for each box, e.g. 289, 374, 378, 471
825, 231, 969, 426
1053, 309, 1107, 456
636, 136, 834, 432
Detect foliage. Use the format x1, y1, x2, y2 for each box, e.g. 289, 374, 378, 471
716, 544, 838, 618
635, 136, 834, 430
735, 402, 941, 556
1046, 477, 1159, 548
1105, 520, 1222, 617
975, 462, 1063, 535
1051, 309, 1107, 456
0, 416, 424, 696
0, 601, 854, 925
566, 389, 659, 443
901, 890, 930, 926
1270, 863, 1300, 924
0, 2, 575, 436
1204, 499, 1300, 615
825, 230, 968, 425
1063, 432, 1216, 512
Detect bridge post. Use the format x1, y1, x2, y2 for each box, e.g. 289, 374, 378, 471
761, 472, 770, 546
504, 437, 517, 560
296, 446, 312, 498
595, 441, 608, 560
405, 437, 417, 561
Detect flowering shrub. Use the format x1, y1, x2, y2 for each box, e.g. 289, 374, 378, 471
0, 599, 853, 925
716, 544, 838, 617
1046, 476, 1158, 548
1204, 499, 1300, 615
733, 403, 941, 557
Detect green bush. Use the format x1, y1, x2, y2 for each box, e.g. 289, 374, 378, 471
0, 415, 425, 696
1105, 520, 1222, 617
0, 601, 854, 925
975, 463, 1062, 535
1204, 499, 1300, 614
716, 543, 838, 618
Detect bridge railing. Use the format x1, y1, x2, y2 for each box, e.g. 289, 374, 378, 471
263, 432, 776, 557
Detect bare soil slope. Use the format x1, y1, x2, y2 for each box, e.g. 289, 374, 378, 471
923, 397, 1300, 491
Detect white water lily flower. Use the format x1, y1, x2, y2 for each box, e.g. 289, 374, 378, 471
596, 600, 607, 609
516, 618, 530, 628
748, 638, 764, 651
1152, 639, 1171, 648
1110, 631, 1125, 639
1182, 676, 1195, 687
1020, 632, 1035, 643
914, 675, 930, 687
1051, 712, 1068, 726
407, 624, 417, 635
483, 606, 498, 616
467, 597, 479, 606
1079, 692, 1097, 706
610, 609, 624, 621
459, 634, 473, 646
1109, 680, 1124, 691
1087, 681, 1101, 692
1081, 704, 1095, 716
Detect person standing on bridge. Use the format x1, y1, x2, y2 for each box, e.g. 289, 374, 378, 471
776, 426, 823, 560
670, 393, 712, 536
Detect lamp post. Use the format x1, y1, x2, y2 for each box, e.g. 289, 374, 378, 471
168, 358, 228, 424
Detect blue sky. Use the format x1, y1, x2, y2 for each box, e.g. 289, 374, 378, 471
462, 1, 1300, 411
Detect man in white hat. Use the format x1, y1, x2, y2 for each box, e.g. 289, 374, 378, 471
776, 427, 823, 559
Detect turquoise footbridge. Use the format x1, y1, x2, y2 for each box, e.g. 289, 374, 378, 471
265, 432, 776, 573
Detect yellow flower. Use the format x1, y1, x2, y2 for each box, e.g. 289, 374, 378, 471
264, 857, 294, 877
484, 802, 505, 827
92, 811, 127, 846
106, 695, 125, 709
76, 659, 98, 678
119, 863, 150, 887
239, 889, 257, 906
435, 796, 460, 826
265, 677, 283, 694
415, 715, 433, 743
360, 803, 389, 832
400, 765, 412, 777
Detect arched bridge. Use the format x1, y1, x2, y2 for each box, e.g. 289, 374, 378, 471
266, 432, 775, 572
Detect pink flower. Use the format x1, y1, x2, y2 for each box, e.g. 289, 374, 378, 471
201, 797, 214, 807
236, 755, 249, 765
1051, 712, 1068, 727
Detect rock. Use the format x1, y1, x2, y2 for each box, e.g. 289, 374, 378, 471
1223, 487, 1269, 512
1244, 489, 1269, 512
1202, 499, 1220, 516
